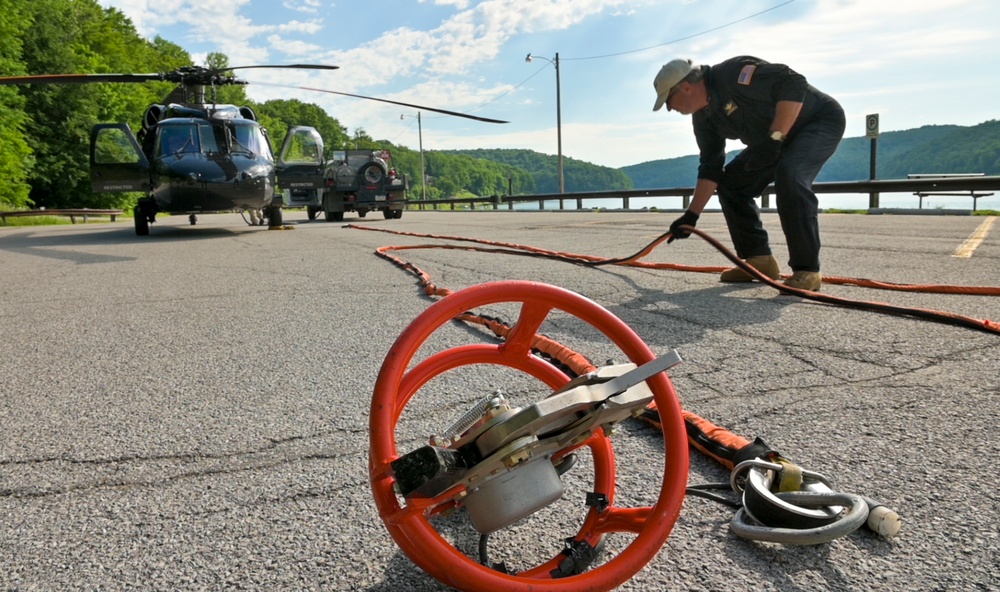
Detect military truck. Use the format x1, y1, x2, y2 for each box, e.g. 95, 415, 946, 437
277, 126, 407, 222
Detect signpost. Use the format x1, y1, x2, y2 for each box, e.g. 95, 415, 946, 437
866, 114, 880, 208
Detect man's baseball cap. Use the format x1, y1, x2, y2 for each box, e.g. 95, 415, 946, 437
652, 59, 694, 111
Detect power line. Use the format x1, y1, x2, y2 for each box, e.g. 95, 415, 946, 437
564, 0, 797, 61
473, 0, 796, 111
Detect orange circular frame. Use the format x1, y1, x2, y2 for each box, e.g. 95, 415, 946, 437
369, 281, 689, 591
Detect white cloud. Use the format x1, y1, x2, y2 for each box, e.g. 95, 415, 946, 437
283, 0, 322, 14
277, 19, 324, 34
426, 0, 473, 9
267, 35, 324, 58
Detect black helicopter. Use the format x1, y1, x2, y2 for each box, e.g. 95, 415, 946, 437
0, 64, 506, 236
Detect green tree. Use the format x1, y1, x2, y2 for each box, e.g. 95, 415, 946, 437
254, 98, 349, 156
204, 51, 249, 106
16, 0, 193, 208
0, 0, 33, 209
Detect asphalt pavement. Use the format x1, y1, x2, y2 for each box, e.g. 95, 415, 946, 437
1, 210, 998, 591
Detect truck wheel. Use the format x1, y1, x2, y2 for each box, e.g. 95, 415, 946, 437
383, 208, 393, 219
359, 162, 385, 184
393, 209, 403, 219
307, 206, 318, 221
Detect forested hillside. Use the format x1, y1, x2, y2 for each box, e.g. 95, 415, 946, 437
622, 121, 1000, 189
442, 149, 634, 194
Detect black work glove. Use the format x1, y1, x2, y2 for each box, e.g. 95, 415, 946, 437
743, 137, 783, 172
668, 210, 700, 243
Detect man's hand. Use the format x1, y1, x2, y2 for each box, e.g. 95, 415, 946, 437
744, 137, 783, 172
668, 210, 700, 242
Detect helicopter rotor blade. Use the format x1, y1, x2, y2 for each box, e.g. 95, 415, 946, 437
253, 81, 508, 124
0, 73, 167, 86
223, 64, 341, 73
0, 65, 341, 87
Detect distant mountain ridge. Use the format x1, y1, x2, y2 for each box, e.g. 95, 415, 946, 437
624, 120, 1000, 189
447, 120, 999, 194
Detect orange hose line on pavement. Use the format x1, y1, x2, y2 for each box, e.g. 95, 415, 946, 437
357, 223, 997, 478
349, 224, 1000, 335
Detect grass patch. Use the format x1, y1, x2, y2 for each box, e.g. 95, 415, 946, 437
1, 215, 126, 227
3, 216, 73, 227
973, 209, 1000, 216
823, 208, 868, 214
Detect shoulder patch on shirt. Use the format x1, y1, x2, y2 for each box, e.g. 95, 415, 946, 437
737, 64, 756, 85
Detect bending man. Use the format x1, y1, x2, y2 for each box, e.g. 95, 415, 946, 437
656, 56, 845, 291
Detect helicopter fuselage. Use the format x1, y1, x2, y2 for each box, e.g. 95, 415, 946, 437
90, 106, 284, 234
149, 145, 276, 213
143, 114, 277, 214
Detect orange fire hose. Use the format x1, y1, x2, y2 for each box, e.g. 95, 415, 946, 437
348, 223, 1000, 335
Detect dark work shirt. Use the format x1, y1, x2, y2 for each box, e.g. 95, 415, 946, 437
693, 56, 840, 183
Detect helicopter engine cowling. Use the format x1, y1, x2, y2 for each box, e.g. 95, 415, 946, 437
143, 104, 166, 131
239, 106, 258, 121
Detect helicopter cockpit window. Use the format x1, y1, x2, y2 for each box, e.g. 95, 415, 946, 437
158, 125, 199, 157
231, 122, 272, 160
93, 127, 142, 165
198, 123, 220, 154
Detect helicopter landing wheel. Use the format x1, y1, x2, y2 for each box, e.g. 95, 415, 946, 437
267, 207, 283, 227
189, 214, 197, 226
134, 210, 150, 236
370, 280, 689, 592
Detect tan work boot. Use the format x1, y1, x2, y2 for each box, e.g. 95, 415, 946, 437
783, 271, 822, 291
720, 255, 781, 283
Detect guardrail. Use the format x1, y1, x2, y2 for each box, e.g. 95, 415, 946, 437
0, 208, 124, 225
406, 175, 1000, 212
906, 173, 993, 211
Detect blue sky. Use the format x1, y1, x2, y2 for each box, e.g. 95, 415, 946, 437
95, 0, 999, 169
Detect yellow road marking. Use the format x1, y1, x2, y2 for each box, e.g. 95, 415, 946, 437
952, 216, 995, 258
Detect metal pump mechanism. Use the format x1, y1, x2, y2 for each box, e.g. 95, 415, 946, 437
391, 351, 683, 533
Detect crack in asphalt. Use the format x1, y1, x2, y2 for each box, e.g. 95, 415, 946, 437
0, 429, 366, 499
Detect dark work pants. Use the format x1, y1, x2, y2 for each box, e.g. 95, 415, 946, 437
717, 107, 846, 272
